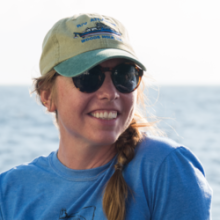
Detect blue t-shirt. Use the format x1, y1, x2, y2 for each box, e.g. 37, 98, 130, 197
0, 137, 212, 220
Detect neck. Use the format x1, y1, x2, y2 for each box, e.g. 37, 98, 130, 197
57, 138, 117, 170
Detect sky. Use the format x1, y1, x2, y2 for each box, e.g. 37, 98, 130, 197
0, 0, 219, 85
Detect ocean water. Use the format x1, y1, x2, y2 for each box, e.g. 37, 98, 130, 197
0, 85, 219, 219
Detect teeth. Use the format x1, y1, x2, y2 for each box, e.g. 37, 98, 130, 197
109, 112, 112, 119
91, 111, 117, 120
104, 112, 108, 118
100, 112, 103, 118
96, 112, 100, 118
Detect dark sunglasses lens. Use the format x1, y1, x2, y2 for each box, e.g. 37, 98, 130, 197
112, 64, 141, 93
72, 66, 105, 93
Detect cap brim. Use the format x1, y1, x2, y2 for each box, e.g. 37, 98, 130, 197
54, 48, 146, 77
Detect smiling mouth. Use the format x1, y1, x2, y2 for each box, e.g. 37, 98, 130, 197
90, 111, 118, 120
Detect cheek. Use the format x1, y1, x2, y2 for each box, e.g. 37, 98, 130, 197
126, 91, 137, 111
54, 79, 81, 114
122, 92, 137, 122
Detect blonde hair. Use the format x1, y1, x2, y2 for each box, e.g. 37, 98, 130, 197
33, 69, 160, 220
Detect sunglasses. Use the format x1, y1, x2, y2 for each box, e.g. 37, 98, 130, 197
56, 62, 143, 93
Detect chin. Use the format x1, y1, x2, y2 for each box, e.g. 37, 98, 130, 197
89, 131, 120, 147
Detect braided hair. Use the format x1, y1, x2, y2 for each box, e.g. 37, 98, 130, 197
103, 119, 142, 220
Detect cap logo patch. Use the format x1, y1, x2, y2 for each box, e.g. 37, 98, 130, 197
74, 22, 122, 43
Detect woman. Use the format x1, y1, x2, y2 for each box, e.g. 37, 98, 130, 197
0, 13, 212, 220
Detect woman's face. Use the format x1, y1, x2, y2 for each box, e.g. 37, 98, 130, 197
53, 58, 137, 147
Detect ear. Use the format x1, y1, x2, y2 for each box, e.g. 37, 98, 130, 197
40, 89, 56, 112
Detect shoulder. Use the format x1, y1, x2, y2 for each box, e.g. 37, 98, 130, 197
136, 135, 183, 158
124, 135, 206, 181
133, 135, 200, 170
0, 152, 55, 189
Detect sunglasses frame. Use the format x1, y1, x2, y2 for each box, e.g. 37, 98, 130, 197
55, 62, 143, 94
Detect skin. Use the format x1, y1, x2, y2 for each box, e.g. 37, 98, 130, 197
41, 58, 137, 170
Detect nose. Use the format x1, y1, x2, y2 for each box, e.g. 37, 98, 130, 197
96, 72, 120, 101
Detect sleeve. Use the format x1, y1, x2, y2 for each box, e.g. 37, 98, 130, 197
151, 147, 212, 220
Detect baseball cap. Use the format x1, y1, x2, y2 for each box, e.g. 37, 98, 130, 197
39, 13, 146, 77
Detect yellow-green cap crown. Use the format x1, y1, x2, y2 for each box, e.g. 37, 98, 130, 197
40, 13, 146, 76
